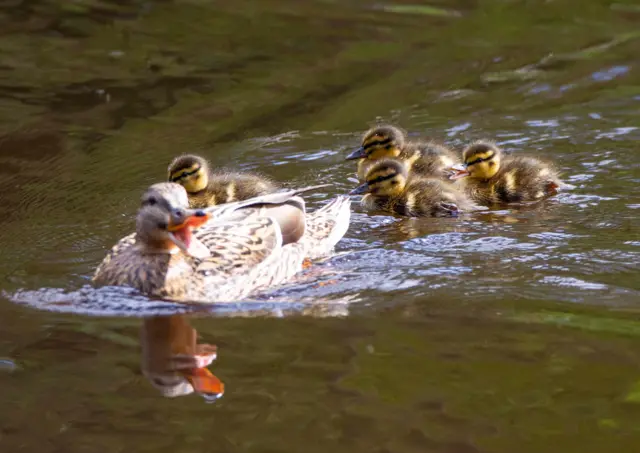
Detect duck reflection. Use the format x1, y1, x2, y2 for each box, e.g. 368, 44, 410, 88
140, 315, 224, 402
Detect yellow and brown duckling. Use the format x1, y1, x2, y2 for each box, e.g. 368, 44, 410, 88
449, 140, 562, 205
350, 158, 483, 217
346, 125, 459, 182
168, 154, 279, 208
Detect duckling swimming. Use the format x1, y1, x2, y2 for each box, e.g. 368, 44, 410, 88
449, 140, 562, 204
346, 125, 459, 182
93, 183, 351, 302
168, 154, 279, 208
350, 158, 483, 217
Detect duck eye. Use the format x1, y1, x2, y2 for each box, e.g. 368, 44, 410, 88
172, 208, 185, 221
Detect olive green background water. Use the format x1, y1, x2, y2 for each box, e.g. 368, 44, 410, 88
1, 1, 640, 451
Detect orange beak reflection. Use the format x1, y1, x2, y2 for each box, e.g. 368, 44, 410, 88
184, 367, 225, 403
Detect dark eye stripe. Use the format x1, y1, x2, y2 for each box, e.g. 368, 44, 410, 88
369, 173, 396, 185
170, 166, 201, 182
466, 152, 495, 167
364, 138, 392, 149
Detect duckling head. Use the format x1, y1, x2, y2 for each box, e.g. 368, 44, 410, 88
450, 141, 502, 181
136, 204, 210, 257
168, 154, 209, 193
349, 159, 408, 196
346, 125, 406, 161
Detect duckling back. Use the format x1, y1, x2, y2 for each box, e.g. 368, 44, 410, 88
468, 156, 561, 204
409, 141, 460, 180
396, 177, 480, 217
190, 171, 279, 208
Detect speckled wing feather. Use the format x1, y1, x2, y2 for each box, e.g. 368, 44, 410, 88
195, 217, 282, 275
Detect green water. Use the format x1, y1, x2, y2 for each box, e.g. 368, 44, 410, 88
1, 0, 640, 451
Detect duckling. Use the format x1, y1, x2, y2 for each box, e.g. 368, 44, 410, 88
350, 158, 483, 217
168, 154, 279, 208
346, 125, 459, 182
93, 183, 351, 302
449, 140, 562, 204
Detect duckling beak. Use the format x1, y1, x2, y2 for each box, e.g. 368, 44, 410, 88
167, 209, 211, 257
349, 182, 370, 195
449, 163, 470, 180
346, 146, 366, 160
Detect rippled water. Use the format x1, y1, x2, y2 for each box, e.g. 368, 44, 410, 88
1, 1, 640, 452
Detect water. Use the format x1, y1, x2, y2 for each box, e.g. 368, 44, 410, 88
1, 1, 640, 451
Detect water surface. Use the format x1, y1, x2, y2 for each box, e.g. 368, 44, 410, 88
1, 1, 640, 452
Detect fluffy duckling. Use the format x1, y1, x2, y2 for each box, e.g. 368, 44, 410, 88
449, 141, 562, 204
350, 158, 482, 217
346, 125, 459, 182
168, 154, 279, 208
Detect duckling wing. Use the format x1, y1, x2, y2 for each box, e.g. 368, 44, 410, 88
410, 142, 459, 179
499, 157, 562, 201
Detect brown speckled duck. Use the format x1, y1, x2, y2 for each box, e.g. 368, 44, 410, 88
92, 183, 351, 302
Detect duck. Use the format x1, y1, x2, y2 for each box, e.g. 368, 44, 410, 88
449, 140, 562, 204
168, 154, 279, 208
350, 158, 483, 217
346, 125, 459, 182
92, 183, 350, 302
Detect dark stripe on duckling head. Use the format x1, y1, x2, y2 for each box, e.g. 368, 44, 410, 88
465, 152, 495, 167
170, 165, 201, 182
363, 137, 392, 149
368, 172, 398, 185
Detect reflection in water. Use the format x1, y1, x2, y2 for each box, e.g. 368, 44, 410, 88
140, 315, 224, 402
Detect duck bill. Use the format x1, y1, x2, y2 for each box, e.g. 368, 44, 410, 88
167, 210, 211, 255
345, 146, 366, 160
349, 183, 370, 195
184, 367, 224, 402
449, 163, 470, 180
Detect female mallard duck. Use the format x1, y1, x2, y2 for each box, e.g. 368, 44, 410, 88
92, 183, 350, 302
449, 140, 562, 204
350, 158, 483, 217
346, 125, 459, 182
168, 154, 279, 208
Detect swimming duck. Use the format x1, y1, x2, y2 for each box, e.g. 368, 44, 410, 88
346, 125, 459, 182
168, 154, 279, 208
449, 140, 562, 204
92, 183, 350, 302
350, 158, 483, 217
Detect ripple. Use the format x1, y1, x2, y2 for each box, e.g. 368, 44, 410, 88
5, 285, 352, 318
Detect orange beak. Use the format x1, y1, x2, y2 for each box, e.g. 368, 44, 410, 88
184, 367, 224, 402
166, 209, 211, 256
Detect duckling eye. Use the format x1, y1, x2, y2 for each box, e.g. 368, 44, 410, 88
157, 221, 168, 230
145, 196, 158, 206
391, 180, 398, 185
